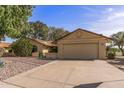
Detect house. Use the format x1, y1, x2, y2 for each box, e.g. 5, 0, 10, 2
0, 42, 11, 48
0, 42, 11, 55
27, 38, 56, 57
54, 28, 111, 59
28, 28, 111, 59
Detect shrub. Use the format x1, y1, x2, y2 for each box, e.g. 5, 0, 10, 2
0, 59, 4, 68
38, 52, 46, 59
106, 47, 119, 55
107, 52, 115, 59
110, 48, 120, 54
12, 39, 33, 57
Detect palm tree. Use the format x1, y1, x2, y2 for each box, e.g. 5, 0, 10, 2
112, 32, 124, 56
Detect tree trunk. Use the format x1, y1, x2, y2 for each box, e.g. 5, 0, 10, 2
120, 48, 124, 56
122, 51, 124, 56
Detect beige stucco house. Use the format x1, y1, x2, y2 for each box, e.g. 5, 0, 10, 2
54, 28, 111, 59
28, 28, 111, 59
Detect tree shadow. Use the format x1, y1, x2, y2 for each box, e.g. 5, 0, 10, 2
107, 56, 124, 71
108, 56, 124, 65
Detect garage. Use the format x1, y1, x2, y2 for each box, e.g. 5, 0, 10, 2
62, 43, 98, 59
56, 28, 111, 59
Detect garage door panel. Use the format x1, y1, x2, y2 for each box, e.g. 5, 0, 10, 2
63, 44, 98, 59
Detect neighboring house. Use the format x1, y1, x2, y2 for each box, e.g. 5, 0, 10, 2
0, 42, 11, 48
28, 28, 111, 59
27, 38, 56, 57
0, 42, 11, 54
54, 28, 111, 59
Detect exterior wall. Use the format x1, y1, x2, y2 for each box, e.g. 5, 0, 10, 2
32, 52, 39, 57
98, 40, 107, 59
46, 53, 57, 59
58, 44, 63, 59
57, 30, 108, 59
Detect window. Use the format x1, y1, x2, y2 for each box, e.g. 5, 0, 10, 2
49, 46, 58, 53
32, 45, 38, 53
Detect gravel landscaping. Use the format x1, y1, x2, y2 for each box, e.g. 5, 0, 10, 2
0, 57, 51, 80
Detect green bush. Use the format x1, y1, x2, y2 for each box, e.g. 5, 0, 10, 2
106, 47, 120, 57
110, 48, 120, 53
107, 52, 115, 59
0, 59, 4, 68
38, 52, 46, 59
12, 39, 33, 57
38, 52, 43, 59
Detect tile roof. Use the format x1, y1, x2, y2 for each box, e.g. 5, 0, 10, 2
27, 38, 57, 47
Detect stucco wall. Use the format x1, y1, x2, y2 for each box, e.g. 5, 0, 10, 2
98, 40, 107, 59
46, 53, 57, 59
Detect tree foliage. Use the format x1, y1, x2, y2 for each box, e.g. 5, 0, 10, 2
48, 27, 69, 41
112, 32, 124, 56
25, 21, 49, 40
12, 38, 33, 57
22, 23, 69, 41
0, 5, 33, 38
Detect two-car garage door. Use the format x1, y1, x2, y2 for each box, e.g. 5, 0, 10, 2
62, 43, 98, 59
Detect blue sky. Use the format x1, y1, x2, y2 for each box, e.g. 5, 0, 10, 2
6, 5, 124, 43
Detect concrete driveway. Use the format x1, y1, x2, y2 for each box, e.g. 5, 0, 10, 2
1, 60, 124, 88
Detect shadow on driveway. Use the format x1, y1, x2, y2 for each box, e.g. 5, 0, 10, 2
73, 82, 103, 88
108, 56, 124, 64
107, 56, 124, 71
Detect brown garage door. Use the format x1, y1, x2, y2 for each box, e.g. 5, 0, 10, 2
62, 43, 98, 59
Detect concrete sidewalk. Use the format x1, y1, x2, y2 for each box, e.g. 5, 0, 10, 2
1, 60, 124, 88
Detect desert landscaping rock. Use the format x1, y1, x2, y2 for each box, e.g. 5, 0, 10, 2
0, 57, 50, 80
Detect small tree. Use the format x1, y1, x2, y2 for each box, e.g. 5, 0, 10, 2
12, 39, 33, 57
112, 32, 124, 56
